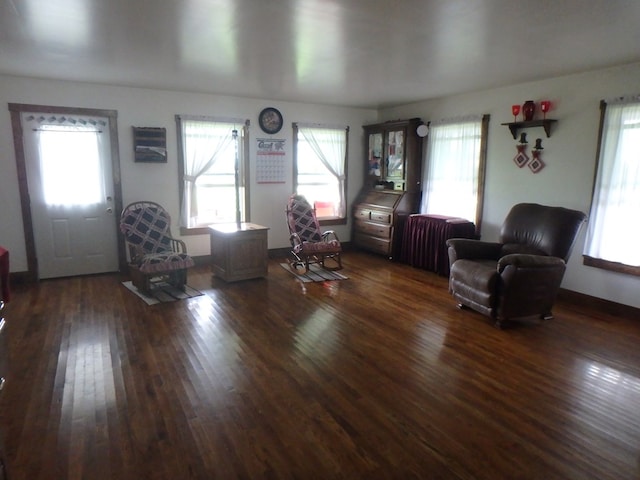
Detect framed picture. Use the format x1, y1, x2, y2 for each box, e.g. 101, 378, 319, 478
133, 127, 167, 163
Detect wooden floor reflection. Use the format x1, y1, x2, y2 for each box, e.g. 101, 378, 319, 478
1, 251, 639, 479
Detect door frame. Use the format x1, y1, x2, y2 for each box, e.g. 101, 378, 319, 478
9, 103, 126, 281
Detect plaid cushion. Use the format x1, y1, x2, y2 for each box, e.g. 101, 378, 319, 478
286, 194, 323, 243
138, 252, 195, 274
121, 202, 195, 275
298, 240, 341, 254
120, 205, 173, 253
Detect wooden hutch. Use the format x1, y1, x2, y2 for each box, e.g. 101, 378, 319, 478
352, 118, 424, 259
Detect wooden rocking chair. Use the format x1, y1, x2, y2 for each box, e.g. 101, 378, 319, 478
120, 201, 195, 294
286, 194, 342, 272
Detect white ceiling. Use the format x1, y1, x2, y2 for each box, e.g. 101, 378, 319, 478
1, 0, 639, 109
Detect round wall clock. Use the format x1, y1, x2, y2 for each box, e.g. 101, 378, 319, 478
258, 107, 283, 134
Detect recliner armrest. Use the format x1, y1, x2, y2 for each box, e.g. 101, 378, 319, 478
497, 253, 565, 273
446, 239, 503, 262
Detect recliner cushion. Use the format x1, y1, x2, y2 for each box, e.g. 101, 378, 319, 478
449, 259, 499, 310
500, 243, 547, 257
499, 203, 586, 261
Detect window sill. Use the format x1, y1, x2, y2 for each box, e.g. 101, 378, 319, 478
180, 226, 212, 236
583, 255, 640, 277
318, 217, 347, 227
180, 217, 346, 236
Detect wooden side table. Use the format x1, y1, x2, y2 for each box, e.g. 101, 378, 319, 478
209, 223, 269, 282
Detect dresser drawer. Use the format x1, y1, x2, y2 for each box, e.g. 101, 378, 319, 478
354, 208, 371, 220
354, 232, 392, 255
355, 220, 392, 239
370, 211, 392, 223
354, 208, 392, 224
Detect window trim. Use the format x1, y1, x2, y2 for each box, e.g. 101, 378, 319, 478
176, 115, 250, 235
582, 98, 640, 276
292, 123, 349, 226
422, 114, 489, 235
583, 255, 640, 276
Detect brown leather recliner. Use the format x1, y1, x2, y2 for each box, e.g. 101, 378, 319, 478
446, 203, 587, 328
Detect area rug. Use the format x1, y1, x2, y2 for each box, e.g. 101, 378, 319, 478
280, 263, 348, 283
122, 281, 203, 305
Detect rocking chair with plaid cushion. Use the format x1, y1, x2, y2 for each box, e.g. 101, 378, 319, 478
286, 194, 342, 272
120, 201, 195, 294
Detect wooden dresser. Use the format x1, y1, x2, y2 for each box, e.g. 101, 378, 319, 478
353, 190, 417, 259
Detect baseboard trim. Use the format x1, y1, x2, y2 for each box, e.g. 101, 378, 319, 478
557, 288, 640, 319
10, 249, 635, 320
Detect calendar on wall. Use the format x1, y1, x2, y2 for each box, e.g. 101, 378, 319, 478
256, 138, 286, 184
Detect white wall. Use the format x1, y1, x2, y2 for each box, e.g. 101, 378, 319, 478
381, 62, 640, 309
0, 75, 377, 271
2, 63, 640, 309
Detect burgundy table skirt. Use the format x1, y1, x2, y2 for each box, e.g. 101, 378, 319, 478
0, 247, 8, 302
400, 214, 476, 276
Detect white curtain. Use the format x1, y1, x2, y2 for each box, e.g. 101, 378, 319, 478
25, 115, 106, 207
298, 126, 347, 217
421, 117, 482, 222
180, 119, 235, 228
584, 98, 640, 265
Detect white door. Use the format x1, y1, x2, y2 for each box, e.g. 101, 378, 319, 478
22, 113, 119, 279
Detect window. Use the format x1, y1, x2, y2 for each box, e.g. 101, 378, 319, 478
293, 124, 348, 222
421, 115, 489, 228
583, 97, 640, 275
37, 123, 105, 206
176, 116, 249, 231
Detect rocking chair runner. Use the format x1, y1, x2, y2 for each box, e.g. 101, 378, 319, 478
286, 194, 343, 272
120, 201, 195, 294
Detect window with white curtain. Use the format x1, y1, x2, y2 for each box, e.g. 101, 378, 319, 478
38, 124, 104, 206
176, 116, 249, 230
421, 115, 489, 227
583, 96, 640, 275
293, 124, 348, 221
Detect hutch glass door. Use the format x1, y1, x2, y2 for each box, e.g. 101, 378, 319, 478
368, 132, 383, 177
386, 128, 405, 188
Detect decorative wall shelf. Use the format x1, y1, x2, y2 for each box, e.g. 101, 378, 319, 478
501, 119, 558, 139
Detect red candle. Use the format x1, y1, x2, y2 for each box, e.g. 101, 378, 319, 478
512, 105, 521, 122
541, 101, 551, 119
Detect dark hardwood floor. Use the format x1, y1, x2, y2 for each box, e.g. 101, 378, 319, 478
1, 251, 639, 479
